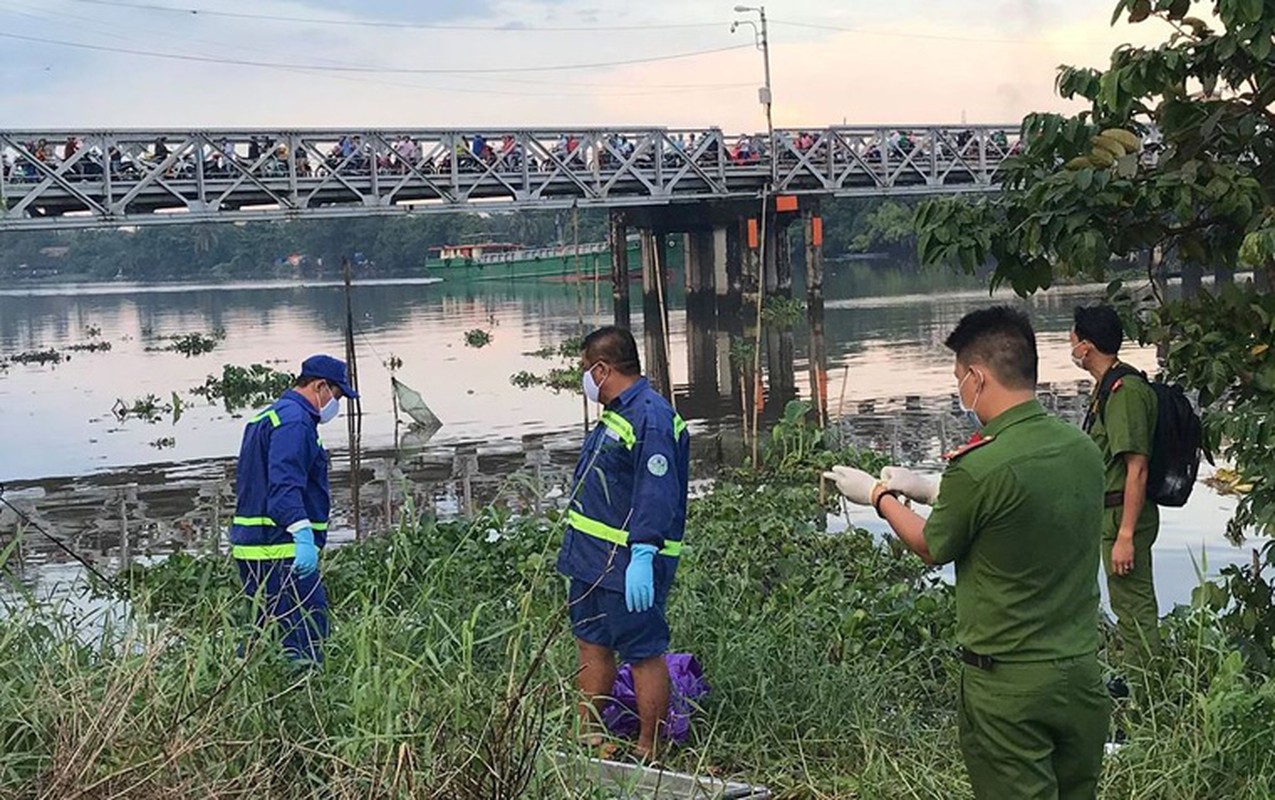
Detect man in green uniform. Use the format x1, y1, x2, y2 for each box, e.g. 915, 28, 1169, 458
825, 306, 1109, 800
1071, 304, 1161, 668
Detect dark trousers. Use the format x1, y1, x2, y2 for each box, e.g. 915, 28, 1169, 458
236, 559, 329, 664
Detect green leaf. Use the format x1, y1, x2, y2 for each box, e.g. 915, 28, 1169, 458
1130, 0, 1152, 21
1251, 31, 1272, 61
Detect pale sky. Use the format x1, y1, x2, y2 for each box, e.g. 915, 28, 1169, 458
0, 0, 1171, 131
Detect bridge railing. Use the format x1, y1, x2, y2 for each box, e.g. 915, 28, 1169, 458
0, 125, 1020, 230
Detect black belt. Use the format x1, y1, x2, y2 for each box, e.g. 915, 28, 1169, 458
960, 647, 995, 671
1104, 491, 1124, 508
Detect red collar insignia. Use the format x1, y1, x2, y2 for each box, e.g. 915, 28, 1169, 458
943, 432, 996, 461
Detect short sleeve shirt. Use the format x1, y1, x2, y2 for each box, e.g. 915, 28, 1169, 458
923, 400, 1105, 662
1088, 370, 1156, 489
1086, 370, 1158, 532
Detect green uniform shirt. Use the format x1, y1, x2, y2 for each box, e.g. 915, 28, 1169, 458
1086, 368, 1159, 534
924, 400, 1105, 662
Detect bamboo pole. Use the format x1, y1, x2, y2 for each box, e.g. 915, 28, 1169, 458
750, 190, 769, 469
653, 231, 677, 413
342, 257, 364, 542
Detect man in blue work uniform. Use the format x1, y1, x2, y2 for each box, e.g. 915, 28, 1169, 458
558, 326, 690, 761
229, 354, 358, 664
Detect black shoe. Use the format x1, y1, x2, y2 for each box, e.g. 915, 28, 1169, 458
1107, 676, 1130, 699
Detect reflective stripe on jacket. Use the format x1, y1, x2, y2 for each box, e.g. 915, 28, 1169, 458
556, 377, 691, 593
228, 389, 330, 556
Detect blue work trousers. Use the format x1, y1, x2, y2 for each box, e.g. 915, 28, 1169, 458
236, 558, 329, 664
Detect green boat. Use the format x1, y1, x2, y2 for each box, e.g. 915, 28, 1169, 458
423, 237, 682, 283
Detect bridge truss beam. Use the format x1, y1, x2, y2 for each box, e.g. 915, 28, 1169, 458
0, 125, 1019, 231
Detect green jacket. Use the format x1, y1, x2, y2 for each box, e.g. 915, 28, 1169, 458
924, 400, 1105, 661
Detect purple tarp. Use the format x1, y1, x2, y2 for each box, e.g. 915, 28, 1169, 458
600, 653, 709, 743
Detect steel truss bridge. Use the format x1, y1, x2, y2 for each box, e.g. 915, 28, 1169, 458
1, 125, 1019, 231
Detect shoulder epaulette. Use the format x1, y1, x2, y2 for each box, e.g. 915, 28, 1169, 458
943, 432, 996, 461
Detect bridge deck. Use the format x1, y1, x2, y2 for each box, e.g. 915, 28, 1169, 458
1, 126, 1018, 230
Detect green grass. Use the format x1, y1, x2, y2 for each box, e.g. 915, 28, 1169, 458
2, 435, 1273, 798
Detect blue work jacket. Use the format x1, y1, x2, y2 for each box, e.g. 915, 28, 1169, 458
557, 377, 690, 593
228, 390, 330, 559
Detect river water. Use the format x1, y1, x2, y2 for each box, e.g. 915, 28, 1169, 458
0, 263, 1261, 613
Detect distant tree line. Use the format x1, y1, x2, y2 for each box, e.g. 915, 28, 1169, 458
0, 200, 920, 282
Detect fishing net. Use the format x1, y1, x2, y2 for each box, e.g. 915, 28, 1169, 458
392, 377, 441, 430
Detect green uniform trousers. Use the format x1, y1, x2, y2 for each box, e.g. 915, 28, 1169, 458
958, 654, 1110, 800
1102, 507, 1162, 669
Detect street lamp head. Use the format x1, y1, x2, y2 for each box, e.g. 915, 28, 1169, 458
729, 21, 738, 32
734, 5, 755, 12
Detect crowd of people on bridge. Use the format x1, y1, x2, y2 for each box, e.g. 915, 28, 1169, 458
2, 128, 1056, 189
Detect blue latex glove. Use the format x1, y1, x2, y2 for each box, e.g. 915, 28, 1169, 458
625, 544, 658, 613
291, 526, 319, 577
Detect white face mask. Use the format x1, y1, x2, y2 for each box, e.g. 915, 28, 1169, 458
318, 383, 340, 424
582, 363, 606, 404
1070, 342, 1087, 370
957, 368, 983, 427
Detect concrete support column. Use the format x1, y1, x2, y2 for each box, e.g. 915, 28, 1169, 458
741, 217, 761, 299
722, 222, 744, 315
685, 230, 716, 311
1215, 264, 1235, 287
773, 223, 793, 298
640, 228, 672, 400
685, 300, 718, 409
804, 206, 824, 305
712, 225, 729, 299
764, 325, 797, 410
609, 210, 630, 328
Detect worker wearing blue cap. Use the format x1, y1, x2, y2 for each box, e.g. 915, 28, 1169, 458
229, 354, 359, 664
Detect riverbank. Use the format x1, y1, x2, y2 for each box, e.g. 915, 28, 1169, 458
2, 430, 1272, 798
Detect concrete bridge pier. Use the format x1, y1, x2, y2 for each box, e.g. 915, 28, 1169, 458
766, 224, 794, 298
685, 300, 720, 413
764, 325, 798, 414
639, 227, 673, 400
804, 204, 825, 305
609, 210, 631, 328
718, 222, 744, 317
684, 230, 719, 316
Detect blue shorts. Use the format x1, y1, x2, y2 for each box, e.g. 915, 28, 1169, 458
568, 578, 669, 663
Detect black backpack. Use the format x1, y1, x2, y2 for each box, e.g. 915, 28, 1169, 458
1082, 364, 1207, 507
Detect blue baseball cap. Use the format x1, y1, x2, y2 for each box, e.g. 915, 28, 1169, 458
299, 354, 360, 400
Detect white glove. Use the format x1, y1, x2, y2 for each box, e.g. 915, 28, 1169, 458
822, 466, 878, 505
880, 466, 939, 506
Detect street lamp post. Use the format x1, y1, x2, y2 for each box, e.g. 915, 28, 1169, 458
731, 4, 775, 186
